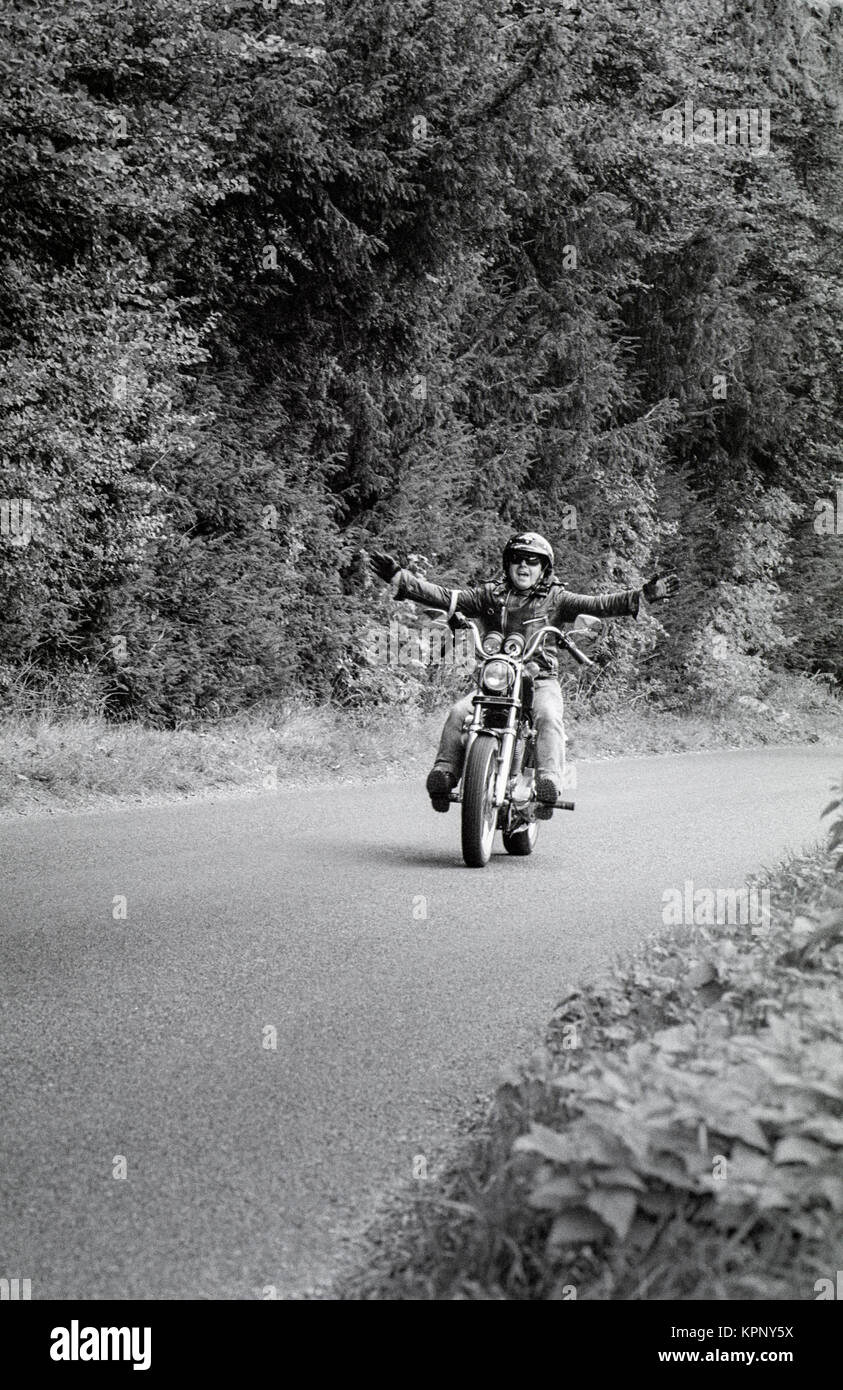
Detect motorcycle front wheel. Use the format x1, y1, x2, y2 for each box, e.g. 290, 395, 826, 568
461, 734, 499, 867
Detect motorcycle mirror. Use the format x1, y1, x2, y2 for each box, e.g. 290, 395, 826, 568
574, 614, 603, 633
568, 625, 598, 645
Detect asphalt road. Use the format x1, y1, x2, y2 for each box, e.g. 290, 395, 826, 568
1, 745, 840, 1299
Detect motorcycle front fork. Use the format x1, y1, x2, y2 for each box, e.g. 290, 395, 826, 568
463, 721, 526, 808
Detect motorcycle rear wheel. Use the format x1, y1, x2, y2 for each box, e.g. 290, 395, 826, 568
461, 734, 498, 867
502, 819, 538, 856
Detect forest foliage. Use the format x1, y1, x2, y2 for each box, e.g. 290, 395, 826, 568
1, 0, 841, 723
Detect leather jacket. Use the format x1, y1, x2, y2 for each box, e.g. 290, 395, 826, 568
392, 569, 641, 677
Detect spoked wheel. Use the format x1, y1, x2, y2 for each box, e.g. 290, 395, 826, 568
461, 734, 499, 867
502, 817, 539, 856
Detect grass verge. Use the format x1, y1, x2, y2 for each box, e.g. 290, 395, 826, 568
1, 669, 840, 815
334, 789, 843, 1300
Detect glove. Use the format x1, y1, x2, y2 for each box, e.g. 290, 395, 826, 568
369, 550, 401, 583
447, 611, 471, 631
642, 572, 678, 603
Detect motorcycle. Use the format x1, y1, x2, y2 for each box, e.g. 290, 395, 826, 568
444, 615, 600, 867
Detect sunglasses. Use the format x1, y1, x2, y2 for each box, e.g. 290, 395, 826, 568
510, 552, 544, 567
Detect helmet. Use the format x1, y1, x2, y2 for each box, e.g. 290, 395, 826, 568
502, 531, 554, 576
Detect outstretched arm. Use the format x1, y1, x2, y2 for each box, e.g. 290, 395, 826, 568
368, 551, 489, 619
552, 583, 641, 622
552, 572, 678, 623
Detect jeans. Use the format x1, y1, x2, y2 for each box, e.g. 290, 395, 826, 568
431, 679, 567, 784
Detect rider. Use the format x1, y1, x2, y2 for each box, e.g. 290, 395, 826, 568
370, 532, 677, 811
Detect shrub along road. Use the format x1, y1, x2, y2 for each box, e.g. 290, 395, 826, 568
1, 745, 840, 1299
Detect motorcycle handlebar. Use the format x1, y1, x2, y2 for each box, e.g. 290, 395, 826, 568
452, 618, 596, 669
526, 626, 596, 668
554, 633, 596, 668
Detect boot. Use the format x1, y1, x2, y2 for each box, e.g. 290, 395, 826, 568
535, 771, 560, 804
426, 766, 457, 813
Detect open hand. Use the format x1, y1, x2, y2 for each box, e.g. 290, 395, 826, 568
642, 572, 678, 603
369, 550, 401, 582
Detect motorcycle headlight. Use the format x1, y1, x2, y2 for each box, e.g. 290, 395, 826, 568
482, 631, 503, 654
502, 634, 525, 657
481, 659, 512, 694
